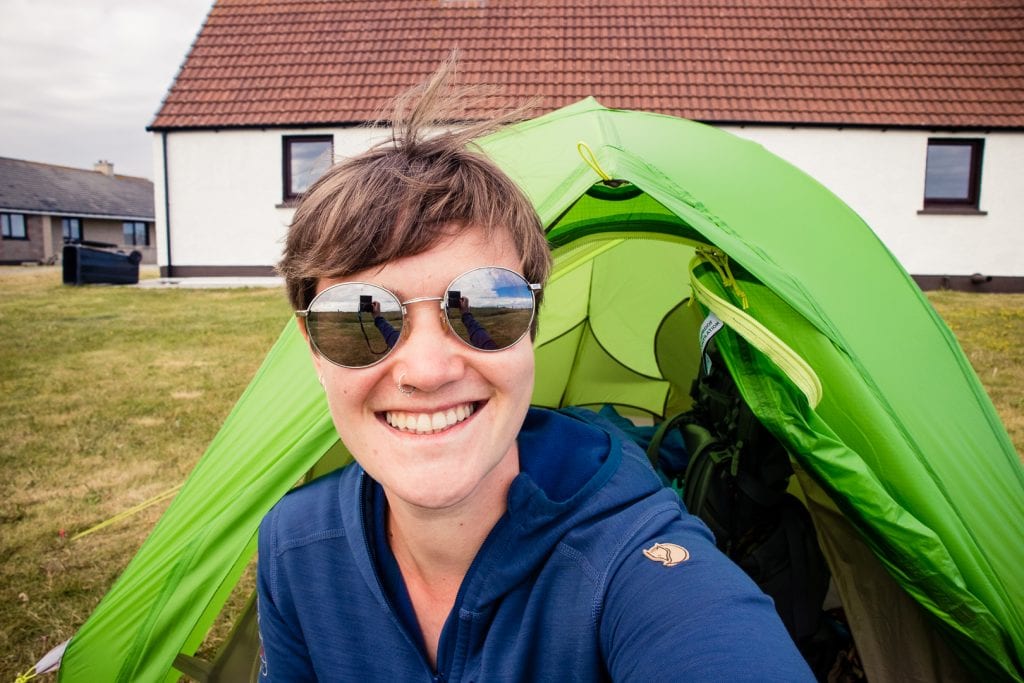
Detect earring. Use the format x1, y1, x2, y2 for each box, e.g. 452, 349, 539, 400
318, 375, 325, 387
397, 372, 415, 395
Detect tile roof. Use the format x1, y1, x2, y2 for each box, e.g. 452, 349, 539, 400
0, 157, 154, 220
150, 0, 1024, 130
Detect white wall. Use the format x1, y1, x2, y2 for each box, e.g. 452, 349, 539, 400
722, 126, 1024, 277
154, 125, 1024, 277
152, 127, 386, 269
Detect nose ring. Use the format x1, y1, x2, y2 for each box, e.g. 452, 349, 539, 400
397, 372, 415, 395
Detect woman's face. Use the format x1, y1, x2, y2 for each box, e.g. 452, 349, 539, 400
310, 225, 535, 514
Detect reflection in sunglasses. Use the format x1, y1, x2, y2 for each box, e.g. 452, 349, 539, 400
298, 267, 541, 368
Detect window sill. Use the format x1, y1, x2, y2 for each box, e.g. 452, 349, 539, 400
917, 207, 987, 216
275, 200, 300, 209
1, 236, 29, 241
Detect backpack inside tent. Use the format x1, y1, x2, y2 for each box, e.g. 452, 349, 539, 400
44, 99, 1024, 682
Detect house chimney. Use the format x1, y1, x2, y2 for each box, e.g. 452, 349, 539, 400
94, 160, 114, 177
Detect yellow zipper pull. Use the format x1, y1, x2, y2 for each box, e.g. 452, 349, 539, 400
576, 141, 613, 182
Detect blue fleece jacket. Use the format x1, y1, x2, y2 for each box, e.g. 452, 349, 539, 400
257, 407, 813, 681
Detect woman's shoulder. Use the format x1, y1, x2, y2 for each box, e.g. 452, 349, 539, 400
259, 464, 361, 554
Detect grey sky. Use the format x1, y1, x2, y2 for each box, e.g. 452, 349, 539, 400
0, 0, 213, 180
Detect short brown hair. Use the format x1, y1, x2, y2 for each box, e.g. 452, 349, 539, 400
278, 61, 551, 311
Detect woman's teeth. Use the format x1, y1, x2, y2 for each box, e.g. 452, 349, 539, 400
385, 403, 475, 434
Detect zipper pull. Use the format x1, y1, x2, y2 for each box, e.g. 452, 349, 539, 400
695, 247, 749, 310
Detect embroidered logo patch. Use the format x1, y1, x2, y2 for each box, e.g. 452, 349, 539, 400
642, 542, 690, 567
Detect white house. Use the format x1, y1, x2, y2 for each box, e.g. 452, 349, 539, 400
149, 0, 1024, 291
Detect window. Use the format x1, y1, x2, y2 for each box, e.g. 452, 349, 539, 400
923, 138, 984, 210
124, 221, 149, 246
62, 217, 82, 242
283, 135, 333, 201
1, 213, 27, 239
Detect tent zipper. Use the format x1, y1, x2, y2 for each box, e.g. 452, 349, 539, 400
689, 253, 823, 409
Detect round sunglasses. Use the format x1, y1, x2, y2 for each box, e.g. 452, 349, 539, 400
296, 266, 542, 368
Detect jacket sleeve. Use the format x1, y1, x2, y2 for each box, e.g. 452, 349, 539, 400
256, 507, 317, 682
599, 505, 815, 682
460, 312, 497, 350
373, 316, 400, 349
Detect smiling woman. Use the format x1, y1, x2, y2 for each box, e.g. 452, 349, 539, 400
255, 59, 815, 681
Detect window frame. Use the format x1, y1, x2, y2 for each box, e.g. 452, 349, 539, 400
62, 217, 83, 242
922, 138, 984, 211
282, 135, 334, 202
123, 221, 149, 246
1, 212, 28, 240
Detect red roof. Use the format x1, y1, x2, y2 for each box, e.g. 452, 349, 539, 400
150, 0, 1024, 130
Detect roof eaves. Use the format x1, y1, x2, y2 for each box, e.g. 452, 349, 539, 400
703, 118, 1024, 133
0, 206, 155, 221
146, 119, 372, 133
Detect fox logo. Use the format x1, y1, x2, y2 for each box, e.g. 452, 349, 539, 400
642, 542, 690, 567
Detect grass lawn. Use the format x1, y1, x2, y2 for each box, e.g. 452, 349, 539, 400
0, 266, 1020, 678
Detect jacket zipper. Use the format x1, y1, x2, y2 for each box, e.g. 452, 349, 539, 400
434, 513, 509, 683
358, 474, 439, 680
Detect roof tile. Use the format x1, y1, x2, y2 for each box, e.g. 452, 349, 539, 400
0, 158, 154, 219
151, 0, 1024, 129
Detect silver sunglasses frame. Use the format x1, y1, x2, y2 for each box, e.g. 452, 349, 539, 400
296, 266, 542, 368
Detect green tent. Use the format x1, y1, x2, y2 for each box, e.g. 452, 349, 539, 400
49, 99, 1023, 682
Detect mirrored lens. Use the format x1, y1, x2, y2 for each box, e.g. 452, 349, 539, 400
307, 283, 403, 367
445, 267, 535, 351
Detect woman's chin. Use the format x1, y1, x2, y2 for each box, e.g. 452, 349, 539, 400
392, 478, 477, 512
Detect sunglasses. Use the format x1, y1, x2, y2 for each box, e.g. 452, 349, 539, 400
296, 266, 542, 368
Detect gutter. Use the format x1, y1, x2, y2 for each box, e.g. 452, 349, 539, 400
161, 131, 173, 278
0, 209, 153, 222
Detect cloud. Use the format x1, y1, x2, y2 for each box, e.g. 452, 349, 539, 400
0, 0, 212, 178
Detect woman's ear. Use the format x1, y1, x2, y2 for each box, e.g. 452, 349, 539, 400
296, 314, 310, 343
295, 316, 325, 377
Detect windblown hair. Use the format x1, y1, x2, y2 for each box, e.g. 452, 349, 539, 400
278, 58, 550, 311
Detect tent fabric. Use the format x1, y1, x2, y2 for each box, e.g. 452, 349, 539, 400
55, 99, 1023, 682
689, 263, 1019, 680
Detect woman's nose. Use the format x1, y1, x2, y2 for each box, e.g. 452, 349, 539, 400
391, 304, 465, 393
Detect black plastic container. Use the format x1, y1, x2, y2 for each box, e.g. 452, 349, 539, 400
62, 242, 142, 285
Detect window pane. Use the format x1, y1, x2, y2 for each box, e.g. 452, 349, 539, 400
924, 144, 972, 201
123, 221, 148, 246
5, 214, 27, 239
288, 140, 332, 195
62, 218, 81, 241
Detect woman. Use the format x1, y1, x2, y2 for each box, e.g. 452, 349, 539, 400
257, 66, 812, 681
